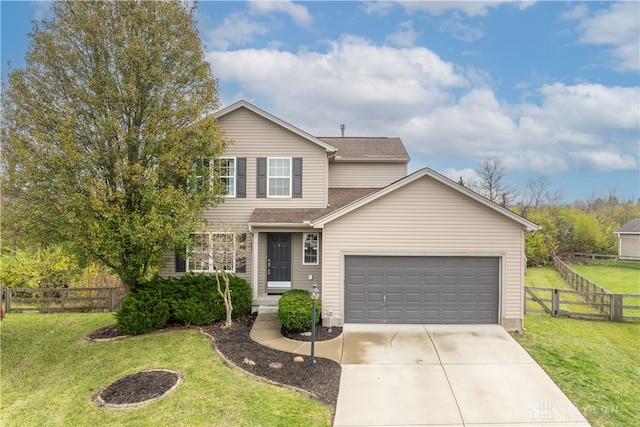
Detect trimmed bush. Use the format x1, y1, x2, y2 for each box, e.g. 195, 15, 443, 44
277, 289, 322, 332
115, 289, 170, 335
115, 274, 252, 334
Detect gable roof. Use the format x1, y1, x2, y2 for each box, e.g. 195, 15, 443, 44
319, 137, 410, 163
311, 167, 540, 231
615, 218, 640, 234
214, 100, 337, 153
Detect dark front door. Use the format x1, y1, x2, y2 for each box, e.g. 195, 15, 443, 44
267, 234, 291, 289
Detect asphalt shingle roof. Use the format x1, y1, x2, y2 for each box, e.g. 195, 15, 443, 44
249, 188, 380, 225
318, 137, 410, 162
615, 218, 640, 233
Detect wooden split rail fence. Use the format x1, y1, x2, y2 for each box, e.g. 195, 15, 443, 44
524, 286, 640, 322
1, 287, 126, 313
526, 256, 640, 321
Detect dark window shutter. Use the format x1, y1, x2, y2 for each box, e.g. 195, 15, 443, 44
257, 157, 267, 198
236, 233, 247, 273
292, 157, 302, 198
236, 157, 246, 198
175, 251, 186, 273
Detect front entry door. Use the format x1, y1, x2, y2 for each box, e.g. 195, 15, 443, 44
267, 234, 291, 289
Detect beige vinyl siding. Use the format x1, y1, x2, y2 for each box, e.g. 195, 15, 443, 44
255, 232, 322, 294
159, 107, 329, 280
619, 234, 640, 259
329, 162, 407, 188
321, 176, 527, 327
218, 108, 327, 207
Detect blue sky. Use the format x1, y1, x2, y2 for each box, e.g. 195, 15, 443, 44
2, 1, 639, 203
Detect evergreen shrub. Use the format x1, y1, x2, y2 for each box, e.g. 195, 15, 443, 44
115, 274, 252, 334
277, 289, 322, 332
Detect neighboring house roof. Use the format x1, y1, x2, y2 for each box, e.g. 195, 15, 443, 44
319, 137, 410, 163
249, 188, 380, 226
214, 100, 337, 153
615, 218, 640, 234
312, 167, 540, 231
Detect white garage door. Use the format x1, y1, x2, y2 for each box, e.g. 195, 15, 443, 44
345, 256, 499, 324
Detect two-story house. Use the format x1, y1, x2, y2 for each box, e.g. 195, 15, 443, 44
160, 100, 538, 331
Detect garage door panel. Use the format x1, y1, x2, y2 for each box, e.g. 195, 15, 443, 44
345, 256, 499, 324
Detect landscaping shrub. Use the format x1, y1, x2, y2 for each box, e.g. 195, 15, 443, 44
115, 289, 170, 335
115, 274, 252, 334
277, 289, 322, 332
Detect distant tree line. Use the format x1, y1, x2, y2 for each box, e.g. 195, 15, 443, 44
463, 158, 639, 266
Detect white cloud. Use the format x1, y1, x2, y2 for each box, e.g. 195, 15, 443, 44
398, 0, 533, 17
442, 167, 482, 188
208, 35, 468, 126
207, 38, 638, 176
205, 14, 269, 50
565, 2, 640, 72
438, 14, 486, 42
249, 0, 313, 27
361, 1, 397, 17
571, 151, 638, 172
386, 21, 419, 47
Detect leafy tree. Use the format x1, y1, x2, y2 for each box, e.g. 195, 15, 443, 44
1, 1, 227, 292
0, 247, 81, 289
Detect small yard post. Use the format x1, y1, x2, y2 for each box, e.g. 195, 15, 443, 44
610, 294, 623, 322
309, 282, 320, 367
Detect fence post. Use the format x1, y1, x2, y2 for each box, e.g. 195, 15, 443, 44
108, 288, 115, 311
552, 289, 560, 317
6, 288, 11, 312
610, 295, 623, 322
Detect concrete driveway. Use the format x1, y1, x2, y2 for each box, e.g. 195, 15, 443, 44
333, 324, 590, 427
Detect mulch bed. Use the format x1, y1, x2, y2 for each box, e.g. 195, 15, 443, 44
87, 314, 342, 407
95, 370, 182, 407
201, 314, 341, 405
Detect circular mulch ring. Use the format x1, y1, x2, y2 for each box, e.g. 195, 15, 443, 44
94, 369, 183, 409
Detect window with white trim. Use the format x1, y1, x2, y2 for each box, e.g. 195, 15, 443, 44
268, 157, 291, 197
217, 158, 236, 197
303, 233, 319, 265
187, 232, 236, 273
191, 157, 236, 197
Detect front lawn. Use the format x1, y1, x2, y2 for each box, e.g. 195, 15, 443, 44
513, 314, 640, 427
0, 313, 332, 427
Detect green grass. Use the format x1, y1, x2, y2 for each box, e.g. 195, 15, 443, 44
569, 265, 640, 318
525, 267, 601, 314
513, 314, 640, 427
569, 264, 640, 295
0, 313, 332, 427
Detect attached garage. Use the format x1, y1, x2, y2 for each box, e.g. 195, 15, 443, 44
345, 255, 499, 324
313, 168, 539, 331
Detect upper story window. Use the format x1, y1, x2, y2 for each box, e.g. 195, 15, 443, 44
217, 158, 236, 197
303, 233, 319, 265
191, 157, 237, 197
268, 157, 291, 197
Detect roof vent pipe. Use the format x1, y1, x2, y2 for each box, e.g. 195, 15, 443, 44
340, 124, 345, 137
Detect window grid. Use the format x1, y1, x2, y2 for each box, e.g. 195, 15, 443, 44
303, 233, 319, 265
191, 157, 236, 197
268, 157, 291, 197
187, 232, 236, 273
217, 158, 236, 197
